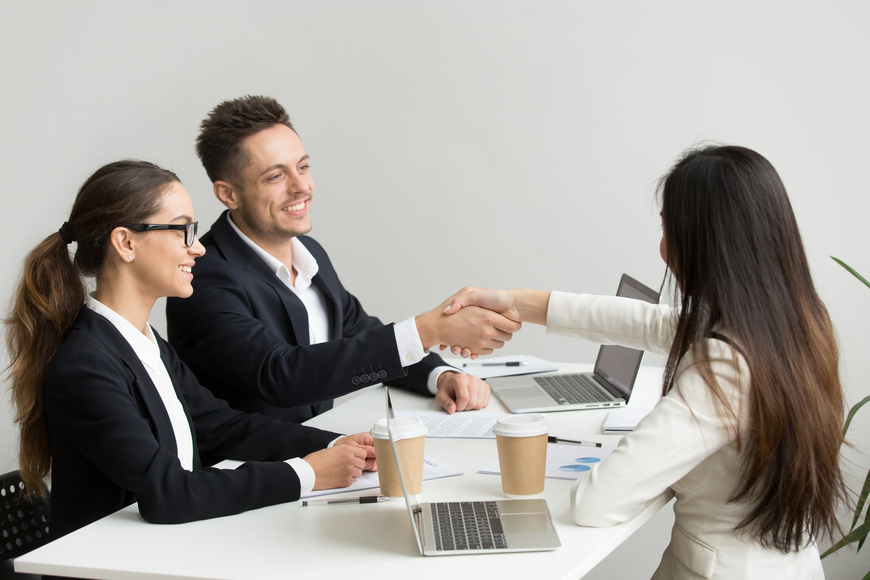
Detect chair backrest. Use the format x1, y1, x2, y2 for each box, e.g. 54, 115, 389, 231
0, 471, 50, 561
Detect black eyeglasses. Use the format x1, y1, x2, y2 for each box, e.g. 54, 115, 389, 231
125, 221, 199, 247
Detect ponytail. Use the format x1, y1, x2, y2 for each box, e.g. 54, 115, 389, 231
6, 231, 85, 496
5, 159, 179, 497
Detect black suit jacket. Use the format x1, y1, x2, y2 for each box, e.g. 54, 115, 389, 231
44, 307, 339, 539
166, 211, 447, 423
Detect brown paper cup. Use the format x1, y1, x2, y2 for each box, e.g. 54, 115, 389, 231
373, 435, 426, 497
495, 433, 548, 497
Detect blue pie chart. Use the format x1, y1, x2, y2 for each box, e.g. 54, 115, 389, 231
575, 457, 601, 464
558, 464, 591, 473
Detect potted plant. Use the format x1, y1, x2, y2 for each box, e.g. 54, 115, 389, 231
820, 257, 870, 578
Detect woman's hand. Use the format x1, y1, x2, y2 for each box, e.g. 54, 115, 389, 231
306, 432, 376, 489
439, 288, 549, 358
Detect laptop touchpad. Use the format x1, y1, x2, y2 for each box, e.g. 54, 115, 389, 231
500, 512, 552, 534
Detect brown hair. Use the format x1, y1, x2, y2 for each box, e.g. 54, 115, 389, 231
196, 95, 295, 187
5, 160, 179, 496
658, 145, 845, 551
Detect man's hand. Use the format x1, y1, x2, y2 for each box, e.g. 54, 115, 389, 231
442, 289, 522, 322
435, 372, 491, 414
305, 432, 375, 489
440, 288, 549, 358
415, 290, 521, 357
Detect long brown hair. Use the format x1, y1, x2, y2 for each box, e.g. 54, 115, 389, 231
658, 145, 845, 551
5, 160, 179, 496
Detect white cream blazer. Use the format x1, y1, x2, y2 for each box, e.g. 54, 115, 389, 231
547, 292, 824, 580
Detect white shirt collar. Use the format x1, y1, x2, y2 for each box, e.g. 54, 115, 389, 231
226, 213, 319, 290
85, 295, 163, 370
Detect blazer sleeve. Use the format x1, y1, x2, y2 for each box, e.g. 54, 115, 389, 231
46, 338, 338, 526
168, 250, 437, 408
546, 291, 676, 355
160, 340, 341, 466
308, 238, 446, 396
570, 339, 748, 526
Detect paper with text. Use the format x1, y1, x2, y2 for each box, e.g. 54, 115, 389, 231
395, 411, 509, 438
301, 455, 464, 498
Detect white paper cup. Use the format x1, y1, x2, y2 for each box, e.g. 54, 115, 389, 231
370, 417, 428, 497
492, 414, 549, 498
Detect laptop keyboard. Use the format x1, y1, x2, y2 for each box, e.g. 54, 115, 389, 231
534, 374, 611, 404
430, 501, 507, 551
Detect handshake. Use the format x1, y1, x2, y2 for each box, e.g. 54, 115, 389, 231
415, 288, 545, 360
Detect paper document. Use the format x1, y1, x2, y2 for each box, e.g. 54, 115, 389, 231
478, 443, 613, 481
602, 408, 652, 432
301, 455, 463, 498
457, 354, 559, 379
396, 410, 508, 438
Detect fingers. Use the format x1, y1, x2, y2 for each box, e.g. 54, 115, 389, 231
442, 288, 485, 315
452, 379, 471, 412
435, 387, 457, 414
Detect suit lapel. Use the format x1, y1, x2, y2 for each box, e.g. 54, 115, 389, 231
301, 238, 342, 341
78, 309, 181, 457
209, 212, 311, 346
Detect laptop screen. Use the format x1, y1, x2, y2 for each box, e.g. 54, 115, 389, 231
592, 274, 660, 397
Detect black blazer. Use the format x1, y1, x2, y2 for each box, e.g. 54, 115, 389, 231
166, 211, 447, 423
44, 307, 340, 539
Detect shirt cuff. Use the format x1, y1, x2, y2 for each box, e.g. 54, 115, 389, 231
327, 436, 342, 448
427, 366, 464, 396
394, 317, 428, 367
286, 457, 316, 496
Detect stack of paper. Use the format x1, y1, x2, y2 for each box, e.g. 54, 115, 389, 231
456, 354, 558, 379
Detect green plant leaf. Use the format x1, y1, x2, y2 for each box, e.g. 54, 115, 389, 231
832, 257, 870, 291
854, 468, 870, 531
821, 520, 870, 558
859, 497, 870, 552
843, 396, 870, 437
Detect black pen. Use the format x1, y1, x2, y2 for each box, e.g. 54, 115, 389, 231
548, 436, 602, 448
462, 361, 528, 367
301, 496, 389, 507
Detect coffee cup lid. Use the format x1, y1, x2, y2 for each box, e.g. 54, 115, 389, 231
370, 416, 428, 440
492, 414, 549, 437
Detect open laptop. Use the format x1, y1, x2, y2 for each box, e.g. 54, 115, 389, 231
489, 274, 659, 413
383, 387, 561, 555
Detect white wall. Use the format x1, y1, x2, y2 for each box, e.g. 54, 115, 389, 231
1, 1, 868, 576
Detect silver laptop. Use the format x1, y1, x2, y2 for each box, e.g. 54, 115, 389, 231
489, 274, 659, 413
383, 387, 561, 556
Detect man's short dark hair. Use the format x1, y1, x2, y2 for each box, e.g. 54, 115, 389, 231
196, 95, 295, 187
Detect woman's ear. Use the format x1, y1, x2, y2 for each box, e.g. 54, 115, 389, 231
108, 227, 137, 263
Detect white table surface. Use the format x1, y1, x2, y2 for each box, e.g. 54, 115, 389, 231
16, 364, 672, 580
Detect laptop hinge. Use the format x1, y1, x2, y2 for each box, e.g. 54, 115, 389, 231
595, 375, 627, 399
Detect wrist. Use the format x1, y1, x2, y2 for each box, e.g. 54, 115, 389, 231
415, 311, 437, 350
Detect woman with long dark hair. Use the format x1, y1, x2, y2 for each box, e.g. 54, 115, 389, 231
442, 145, 844, 578
6, 160, 375, 539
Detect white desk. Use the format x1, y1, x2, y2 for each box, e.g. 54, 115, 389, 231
16, 365, 671, 580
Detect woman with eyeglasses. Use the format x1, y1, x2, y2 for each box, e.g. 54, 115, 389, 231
7, 160, 376, 539
441, 145, 844, 579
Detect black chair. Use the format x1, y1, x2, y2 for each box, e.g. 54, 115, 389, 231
0, 470, 49, 580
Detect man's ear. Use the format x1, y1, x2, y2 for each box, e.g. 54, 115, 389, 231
214, 181, 240, 210
108, 227, 136, 262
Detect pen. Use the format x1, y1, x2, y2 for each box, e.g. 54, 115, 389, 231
548, 436, 602, 448
301, 496, 389, 507
462, 361, 529, 367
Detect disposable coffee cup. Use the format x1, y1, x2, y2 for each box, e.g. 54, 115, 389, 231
492, 414, 549, 498
370, 417, 428, 497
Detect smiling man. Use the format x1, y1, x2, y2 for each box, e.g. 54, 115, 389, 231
166, 96, 518, 423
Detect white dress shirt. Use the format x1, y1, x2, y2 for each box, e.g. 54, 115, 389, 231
86, 296, 319, 494
227, 215, 456, 394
